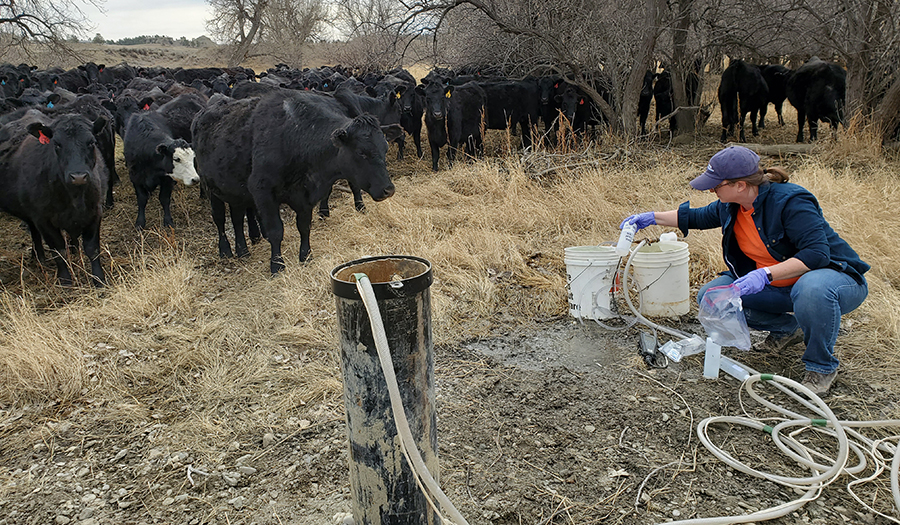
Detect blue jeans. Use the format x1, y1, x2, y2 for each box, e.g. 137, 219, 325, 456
697, 269, 868, 374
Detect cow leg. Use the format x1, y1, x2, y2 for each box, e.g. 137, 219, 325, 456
809, 118, 819, 141
25, 220, 47, 264
81, 221, 106, 287
775, 103, 785, 126
352, 185, 365, 212
447, 144, 456, 167
41, 227, 72, 286
395, 136, 406, 161
758, 105, 768, 129
318, 187, 332, 218
209, 194, 234, 258
430, 143, 441, 172
230, 206, 251, 258
795, 108, 807, 142
413, 129, 423, 159
158, 178, 175, 229
738, 111, 747, 142
750, 110, 760, 136
247, 207, 264, 243
253, 195, 285, 273
134, 185, 150, 231
296, 207, 314, 263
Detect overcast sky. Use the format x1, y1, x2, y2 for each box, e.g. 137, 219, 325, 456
82, 0, 212, 41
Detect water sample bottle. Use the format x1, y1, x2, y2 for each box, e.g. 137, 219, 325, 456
616, 222, 636, 257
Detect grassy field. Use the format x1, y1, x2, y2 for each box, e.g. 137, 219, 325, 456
0, 49, 898, 523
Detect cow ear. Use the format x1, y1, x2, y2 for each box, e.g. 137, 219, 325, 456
93, 116, 108, 135
331, 127, 350, 147
27, 123, 53, 144
381, 123, 404, 142
365, 86, 378, 98
415, 85, 425, 96
140, 97, 154, 110
394, 85, 407, 98
48, 93, 61, 105
156, 143, 169, 156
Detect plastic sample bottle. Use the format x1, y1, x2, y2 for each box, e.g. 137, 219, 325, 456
616, 222, 636, 257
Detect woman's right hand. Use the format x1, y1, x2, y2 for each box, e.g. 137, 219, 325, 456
619, 212, 657, 230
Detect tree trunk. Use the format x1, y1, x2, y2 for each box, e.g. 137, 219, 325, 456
873, 77, 900, 144
670, 0, 695, 135
228, 13, 264, 67
620, 0, 666, 135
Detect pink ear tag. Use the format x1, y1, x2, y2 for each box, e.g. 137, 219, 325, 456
39, 131, 50, 145
143, 104, 151, 110
579, 99, 584, 105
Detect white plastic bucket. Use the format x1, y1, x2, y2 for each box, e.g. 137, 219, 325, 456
564, 245, 620, 320
631, 240, 691, 317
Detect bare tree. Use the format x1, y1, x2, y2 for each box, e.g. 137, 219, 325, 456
401, 0, 668, 135
328, 0, 413, 70
206, 0, 329, 68
0, 0, 102, 61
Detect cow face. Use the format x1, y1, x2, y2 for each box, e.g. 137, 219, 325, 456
418, 80, 451, 120
164, 141, 200, 186
330, 114, 395, 202
27, 115, 105, 187
556, 86, 582, 124
538, 76, 562, 105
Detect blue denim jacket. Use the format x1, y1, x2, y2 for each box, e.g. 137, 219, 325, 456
677, 181, 870, 284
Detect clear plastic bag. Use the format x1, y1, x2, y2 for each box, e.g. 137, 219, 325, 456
698, 284, 752, 350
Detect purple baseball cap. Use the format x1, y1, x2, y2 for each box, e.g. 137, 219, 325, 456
690, 146, 761, 190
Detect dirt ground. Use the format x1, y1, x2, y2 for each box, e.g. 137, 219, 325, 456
1, 49, 898, 525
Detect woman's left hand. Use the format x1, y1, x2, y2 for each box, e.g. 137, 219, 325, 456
733, 268, 769, 296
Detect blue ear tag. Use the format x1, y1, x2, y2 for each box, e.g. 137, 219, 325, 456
1, 80, 5, 85
47, 102, 54, 108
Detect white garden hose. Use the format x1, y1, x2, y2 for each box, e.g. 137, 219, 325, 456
354, 273, 469, 525
666, 373, 900, 525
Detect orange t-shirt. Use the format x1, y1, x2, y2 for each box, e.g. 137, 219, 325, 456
734, 207, 799, 287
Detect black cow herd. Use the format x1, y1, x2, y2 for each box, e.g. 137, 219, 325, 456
0, 57, 848, 288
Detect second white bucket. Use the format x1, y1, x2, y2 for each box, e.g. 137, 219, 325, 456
631, 240, 691, 317
564, 245, 620, 320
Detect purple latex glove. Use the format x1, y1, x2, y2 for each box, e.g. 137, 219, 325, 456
619, 212, 656, 231
733, 268, 769, 296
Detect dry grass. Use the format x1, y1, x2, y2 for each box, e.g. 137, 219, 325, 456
1, 100, 899, 460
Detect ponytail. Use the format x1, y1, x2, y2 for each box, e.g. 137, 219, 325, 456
763, 166, 790, 183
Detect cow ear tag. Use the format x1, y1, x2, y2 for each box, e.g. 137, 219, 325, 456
47, 102, 54, 108
396, 92, 401, 99
445, 91, 451, 99
143, 104, 150, 110
39, 131, 50, 145
579, 98, 584, 105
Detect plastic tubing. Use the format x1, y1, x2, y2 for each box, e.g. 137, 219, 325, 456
666, 374, 900, 525
354, 273, 469, 525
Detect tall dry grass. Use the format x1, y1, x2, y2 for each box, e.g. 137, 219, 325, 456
1, 124, 899, 457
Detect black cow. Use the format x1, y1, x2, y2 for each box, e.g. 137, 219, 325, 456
384, 68, 424, 160
155, 92, 207, 143
759, 64, 792, 128
0, 112, 108, 286
416, 80, 486, 172
191, 95, 264, 259
477, 80, 541, 148
556, 84, 607, 136
718, 59, 769, 142
122, 111, 200, 230
654, 70, 677, 133
538, 75, 563, 137
193, 91, 403, 272
786, 57, 846, 142
638, 70, 655, 135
